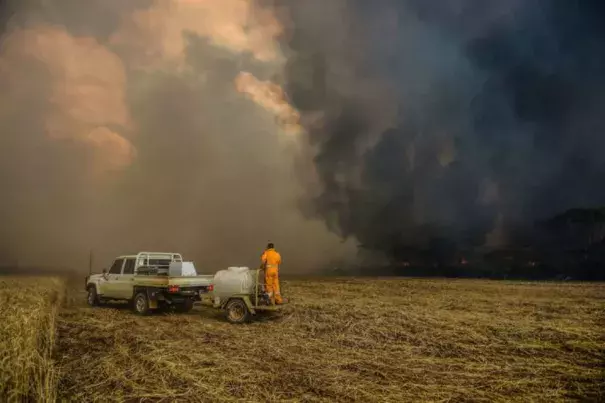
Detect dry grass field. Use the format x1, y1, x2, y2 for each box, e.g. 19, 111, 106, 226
0, 276, 64, 403
1, 276, 603, 402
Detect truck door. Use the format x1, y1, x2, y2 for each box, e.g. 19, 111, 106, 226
115, 258, 136, 299
100, 258, 124, 298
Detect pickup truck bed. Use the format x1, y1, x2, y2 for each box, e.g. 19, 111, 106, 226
131, 275, 214, 287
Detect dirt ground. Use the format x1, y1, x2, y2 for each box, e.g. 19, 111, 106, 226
53, 278, 605, 402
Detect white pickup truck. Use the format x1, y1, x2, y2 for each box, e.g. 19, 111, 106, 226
85, 252, 214, 315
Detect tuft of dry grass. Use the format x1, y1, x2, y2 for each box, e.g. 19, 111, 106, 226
55, 278, 604, 402
0, 276, 65, 403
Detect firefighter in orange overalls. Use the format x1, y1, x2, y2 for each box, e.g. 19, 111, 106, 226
261, 242, 283, 305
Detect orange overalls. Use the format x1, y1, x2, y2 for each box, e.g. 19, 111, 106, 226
261, 248, 282, 304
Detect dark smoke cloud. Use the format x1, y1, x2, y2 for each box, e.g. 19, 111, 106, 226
276, 0, 605, 258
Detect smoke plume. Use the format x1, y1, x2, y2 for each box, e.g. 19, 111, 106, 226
272, 0, 605, 259
0, 0, 356, 272
2, 0, 605, 272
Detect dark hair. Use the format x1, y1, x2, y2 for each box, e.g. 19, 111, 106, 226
267, 242, 274, 249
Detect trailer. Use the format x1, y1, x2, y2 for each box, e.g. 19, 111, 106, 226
207, 267, 288, 324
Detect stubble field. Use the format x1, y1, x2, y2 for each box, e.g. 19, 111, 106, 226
1, 275, 603, 402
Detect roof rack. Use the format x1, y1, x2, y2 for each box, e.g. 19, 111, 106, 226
134, 252, 183, 276
135, 252, 183, 263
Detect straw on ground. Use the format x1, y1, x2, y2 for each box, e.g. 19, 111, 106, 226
55, 278, 604, 402
0, 275, 603, 402
0, 277, 65, 403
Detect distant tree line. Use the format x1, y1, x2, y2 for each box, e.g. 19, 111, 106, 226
352, 208, 605, 281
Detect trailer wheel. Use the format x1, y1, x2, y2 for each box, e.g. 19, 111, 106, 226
225, 299, 250, 324
87, 286, 100, 307
133, 292, 151, 316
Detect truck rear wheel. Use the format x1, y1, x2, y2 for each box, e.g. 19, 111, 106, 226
225, 299, 250, 324
87, 286, 100, 307
133, 292, 151, 316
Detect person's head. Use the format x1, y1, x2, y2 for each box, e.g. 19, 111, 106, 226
267, 242, 274, 250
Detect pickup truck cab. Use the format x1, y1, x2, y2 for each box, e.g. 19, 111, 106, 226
85, 252, 214, 315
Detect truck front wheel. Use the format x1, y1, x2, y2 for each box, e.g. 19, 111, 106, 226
225, 299, 250, 324
87, 286, 100, 307
133, 292, 151, 316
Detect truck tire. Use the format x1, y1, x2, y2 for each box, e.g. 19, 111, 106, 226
87, 286, 100, 307
225, 299, 250, 324
133, 292, 152, 316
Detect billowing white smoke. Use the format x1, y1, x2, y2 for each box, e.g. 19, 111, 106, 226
0, 0, 358, 272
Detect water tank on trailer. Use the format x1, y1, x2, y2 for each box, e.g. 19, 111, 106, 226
212, 267, 255, 298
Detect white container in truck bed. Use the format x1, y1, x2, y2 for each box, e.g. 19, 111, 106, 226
168, 261, 198, 276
